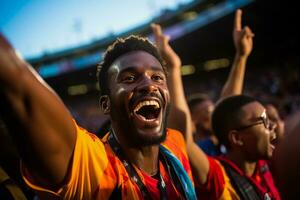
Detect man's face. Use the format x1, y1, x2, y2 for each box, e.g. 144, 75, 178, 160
106, 51, 170, 147
191, 100, 214, 132
265, 104, 284, 143
236, 102, 277, 160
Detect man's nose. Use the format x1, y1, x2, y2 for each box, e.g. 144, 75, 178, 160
137, 77, 158, 93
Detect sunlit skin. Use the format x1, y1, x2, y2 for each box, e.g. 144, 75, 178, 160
100, 51, 170, 175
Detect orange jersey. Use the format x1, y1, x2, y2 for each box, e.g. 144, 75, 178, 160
22, 122, 194, 199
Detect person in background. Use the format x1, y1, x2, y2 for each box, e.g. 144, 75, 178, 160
156, 8, 254, 157
156, 9, 280, 199
274, 108, 300, 199
207, 95, 280, 199
187, 94, 220, 156
265, 104, 284, 145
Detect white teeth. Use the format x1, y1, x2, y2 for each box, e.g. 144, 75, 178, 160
134, 100, 160, 113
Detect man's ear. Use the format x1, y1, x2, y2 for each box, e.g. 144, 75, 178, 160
99, 95, 110, 114
228, 130, 244, 146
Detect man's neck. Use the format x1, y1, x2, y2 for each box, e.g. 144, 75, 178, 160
226, 151, 257, 176
112, 127, 160, 176
125, 145, 160, 176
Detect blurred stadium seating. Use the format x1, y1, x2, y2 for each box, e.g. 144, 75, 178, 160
26, 0, 300, 133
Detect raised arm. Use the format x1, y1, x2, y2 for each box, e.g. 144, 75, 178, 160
150, 23, 184, 132
0, 34, 76, 188
220, 9, 254, 98
151, 24, 209, 185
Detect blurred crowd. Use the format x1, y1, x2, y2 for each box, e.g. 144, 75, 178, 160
67, 66, 300, 134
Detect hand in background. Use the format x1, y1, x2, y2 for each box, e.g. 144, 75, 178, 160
233, 9, 254, 57
151, 23, 181, 70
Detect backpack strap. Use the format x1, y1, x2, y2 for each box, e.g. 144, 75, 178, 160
218, 160, 261, 200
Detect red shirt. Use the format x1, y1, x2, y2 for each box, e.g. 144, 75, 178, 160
141, 161, 182, 199
197, 156, 281, 200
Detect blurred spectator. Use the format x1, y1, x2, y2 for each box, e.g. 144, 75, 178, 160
274, 109, 300, 199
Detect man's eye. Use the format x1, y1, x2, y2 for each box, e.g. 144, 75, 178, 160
152, 75, 164, 81
123, 76, 135, 82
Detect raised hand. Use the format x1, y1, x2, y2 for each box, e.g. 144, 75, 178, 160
151, 23, 181, 70
233, 9, 254, 57
220, 9, 254, 98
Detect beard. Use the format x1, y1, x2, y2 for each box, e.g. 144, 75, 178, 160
110, 102, 170, 148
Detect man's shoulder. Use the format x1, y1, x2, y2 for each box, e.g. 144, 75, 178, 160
74, 121, 103, 143
163, 129, 186, 150
162, 128, 187, 159
165, 128, 185, 142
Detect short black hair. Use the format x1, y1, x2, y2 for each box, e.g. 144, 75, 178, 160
211, 95, 257, 149
97, 35, 165, 96
187, 93, 211, 113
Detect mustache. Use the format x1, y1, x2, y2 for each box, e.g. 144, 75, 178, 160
129, 92, 165, 109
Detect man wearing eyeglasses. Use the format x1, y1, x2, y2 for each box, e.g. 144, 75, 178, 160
195, 95, 281, 199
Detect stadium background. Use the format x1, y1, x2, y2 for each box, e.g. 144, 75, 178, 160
12, 0, 300, 133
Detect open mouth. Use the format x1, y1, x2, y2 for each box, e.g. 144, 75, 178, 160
270, 144, 275, 150
133, 100, 161, 121
269, 139, 276, 152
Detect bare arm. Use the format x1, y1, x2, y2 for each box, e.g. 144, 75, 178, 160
150, 23, 184, 133
221, 9, 254, 98
151, 24, 209, 185
0, 34, 76, 188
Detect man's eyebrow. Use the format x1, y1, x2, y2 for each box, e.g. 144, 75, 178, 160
119, 67, 137, 74
119, 66, 164, 74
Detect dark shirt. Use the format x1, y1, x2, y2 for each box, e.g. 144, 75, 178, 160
197, 137, 222, 157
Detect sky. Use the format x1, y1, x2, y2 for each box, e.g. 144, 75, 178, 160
0, 0, 192, 59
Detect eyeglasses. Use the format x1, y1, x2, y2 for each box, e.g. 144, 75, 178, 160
235, 110, 274, 131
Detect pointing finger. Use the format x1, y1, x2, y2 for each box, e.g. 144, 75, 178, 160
234, 9, 242, 31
